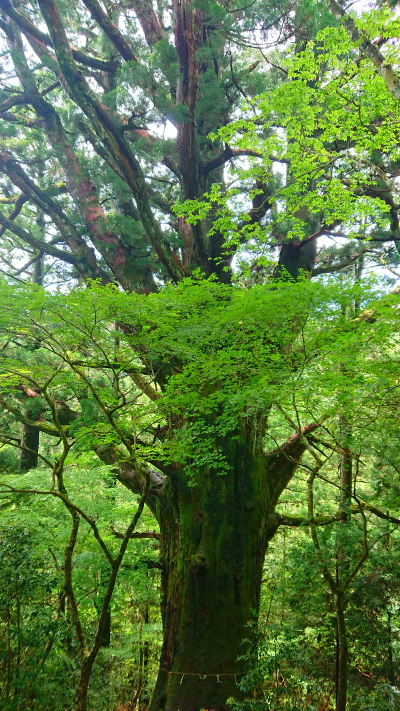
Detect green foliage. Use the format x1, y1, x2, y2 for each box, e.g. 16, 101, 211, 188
229, 521, 400, 711
0, 273, 397, 477
175, 14, 400, 259
0, 465, 161, 711
0, 271, 399, 707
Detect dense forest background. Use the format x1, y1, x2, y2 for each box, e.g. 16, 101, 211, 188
1, 0, 400, 709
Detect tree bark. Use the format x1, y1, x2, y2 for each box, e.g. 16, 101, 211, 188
335, 591, 348, 711
277, 237, 318, 279
150, 441, 269, 710
20, 414, 39, 472
19, 210, 44, 472
149, 423, 313, 711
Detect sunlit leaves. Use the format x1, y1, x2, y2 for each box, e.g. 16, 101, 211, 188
0, 275, 398, 477
176, 15, 400, 255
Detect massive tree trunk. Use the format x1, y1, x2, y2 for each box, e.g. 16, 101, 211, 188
151, 436, 269, 710
149, 423, 315, 711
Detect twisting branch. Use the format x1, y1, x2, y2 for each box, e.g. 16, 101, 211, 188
308, 463, 336, 592
0, 484, 115, 567
64, 509, 87, 657
0, 391, 64, 437
74, 471, 151, 709
35, 0, 186, 283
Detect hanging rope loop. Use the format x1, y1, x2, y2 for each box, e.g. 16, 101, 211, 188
163, 668, 244, 683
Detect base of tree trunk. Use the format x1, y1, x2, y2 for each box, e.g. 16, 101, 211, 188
149, 435, 272, 711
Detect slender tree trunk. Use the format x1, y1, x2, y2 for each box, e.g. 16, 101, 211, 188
387, 609, 394, 684
339, 416, 352, 517
335, 591, 348, 711
75, 657, 96, 711
335, 415, 352, 709
138, 604, 150, 709
6, 606, 11, 701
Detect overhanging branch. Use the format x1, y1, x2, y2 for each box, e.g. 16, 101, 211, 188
275, 501, 400, 529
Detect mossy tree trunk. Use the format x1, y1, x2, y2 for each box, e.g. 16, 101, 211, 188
149, 423, 317, 711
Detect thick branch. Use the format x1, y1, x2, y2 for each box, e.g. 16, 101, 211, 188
353, 500, 400, 527
36, 0, 186, 283
0, 392, 64, 437
312, 248, 373, 277
0, 92, 31, 112
275, 512, 340, 527
129, 0, 164, 47
275, 501, 400, 529
81, 0, 140, 63
266, 420, 322, 505
0, 153, 91, 250
0, 209, 84, 269
109, 527, 161, 540
202, 146, 280, 175
0, 193, 27, 238
130, 373, 162, 401
0, 110, 41, 127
